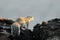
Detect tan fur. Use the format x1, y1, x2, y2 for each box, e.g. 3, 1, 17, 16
16, 16, 34, 24
0, 18, 8, 20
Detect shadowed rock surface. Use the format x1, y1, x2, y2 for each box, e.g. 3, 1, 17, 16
33, 18, 60, 40
0, 33, 10, 40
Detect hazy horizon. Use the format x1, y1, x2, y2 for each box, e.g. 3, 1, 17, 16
0, 0, 60, 29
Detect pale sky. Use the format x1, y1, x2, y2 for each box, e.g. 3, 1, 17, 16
0, 0, 60, 29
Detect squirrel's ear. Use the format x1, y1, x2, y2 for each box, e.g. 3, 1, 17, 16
30, 17, 34, 20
